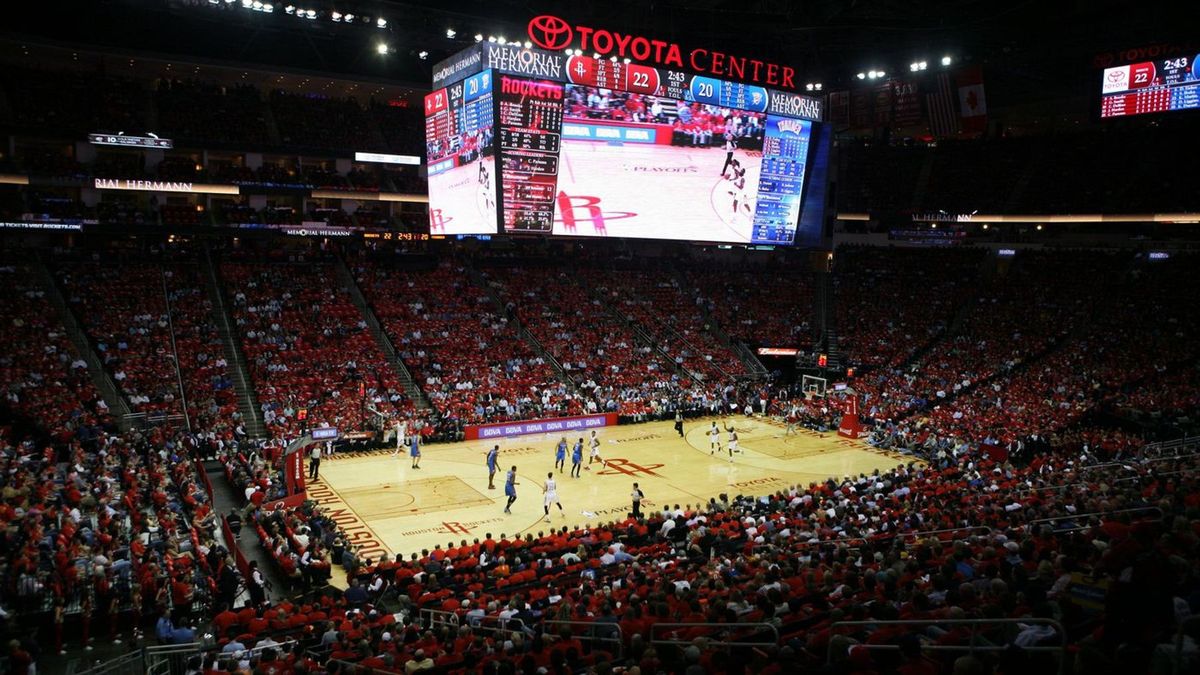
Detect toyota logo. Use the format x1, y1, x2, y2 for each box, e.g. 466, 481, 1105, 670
528, 14, 572, 51
1106, 70, 1126, 83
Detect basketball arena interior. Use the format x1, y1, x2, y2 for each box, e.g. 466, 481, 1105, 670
0, 1, 1198, 674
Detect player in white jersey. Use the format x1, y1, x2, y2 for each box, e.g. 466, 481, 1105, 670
542, 472, 563, 522
726, 161, 752, 220
709, 421, 722, 454
392, 419, 408, 457
724, 423, 739, 462
587, 429, 606, 470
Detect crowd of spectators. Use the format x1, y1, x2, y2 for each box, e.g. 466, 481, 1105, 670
219, 261, 415, 437
353, 260, 565, 426
683, 267, 816, 350
57, 264, 185, 416
601, 270, 749, 382
0, 266, 110, 441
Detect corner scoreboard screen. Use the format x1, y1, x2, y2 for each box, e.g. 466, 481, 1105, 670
1100, 55, 1200, 118
425, 70, 497, 235
428, 44, 829, 245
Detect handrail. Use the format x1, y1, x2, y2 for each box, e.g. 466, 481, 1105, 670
649, 621, 779, 649
1028, 505, 1162, 526
419, 607, 461, 631
1174, 615, 1200, 675
828, 618, 1067, 675
544, 619, 624, 658
794, 525, 992, 549
160, 265, 192, 432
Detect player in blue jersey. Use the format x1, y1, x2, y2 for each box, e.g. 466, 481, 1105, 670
486, 444, 499, 489
409, 433, 422, 469
570, 438, 584, 478
554, 437, 567, 473
503, 466, 519, 514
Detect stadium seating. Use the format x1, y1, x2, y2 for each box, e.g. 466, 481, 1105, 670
219, 262, 413, 436
0, 266, 109, 439
683, 267, 816, 350
353, 260, 568, 425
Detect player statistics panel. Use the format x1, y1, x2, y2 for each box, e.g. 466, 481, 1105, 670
498, 76, 566, 234
425, 70, 500, 235
1100, 55, 1200, 118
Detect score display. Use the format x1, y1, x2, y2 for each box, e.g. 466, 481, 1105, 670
430, 45, 828, 245
1100, 55, 1200, 118
498, 77, 565, 233
425, 71, 498, 235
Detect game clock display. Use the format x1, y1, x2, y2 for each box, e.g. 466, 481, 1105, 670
1099, 55, 1200, 118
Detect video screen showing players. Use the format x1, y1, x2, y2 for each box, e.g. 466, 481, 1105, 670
554, 84, 768, 243
425, 70, 498, 235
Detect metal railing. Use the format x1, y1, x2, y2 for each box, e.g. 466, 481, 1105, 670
827, 618, 1067, 675
649, 621, 779, 650
1174, 615, 1200, 675
72, 642, 201, 675
1028, 505, 1163, 527
419, 608, 461, 631
545, 620, 624, 659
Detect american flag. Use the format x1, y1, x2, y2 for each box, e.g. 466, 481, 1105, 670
925, 72, 959, 138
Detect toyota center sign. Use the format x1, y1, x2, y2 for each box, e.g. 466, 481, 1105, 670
527, 14, 798, 89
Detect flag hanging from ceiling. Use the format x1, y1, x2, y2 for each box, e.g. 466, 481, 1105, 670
956, 65, 988, 134
925, 71, 960, 138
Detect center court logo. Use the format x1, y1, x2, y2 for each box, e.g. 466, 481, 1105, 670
528, 15, 573, 51
596, 458, 665, 477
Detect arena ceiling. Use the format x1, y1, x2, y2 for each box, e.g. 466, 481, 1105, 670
1, 0, 1188, 93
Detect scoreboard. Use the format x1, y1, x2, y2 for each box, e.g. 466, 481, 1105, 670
426, 44, 829, 245
1100, 55, 1200, 118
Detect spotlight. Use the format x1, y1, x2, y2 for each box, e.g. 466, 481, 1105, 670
623, 58, 631, 64
910, 62, 919, 72
867, 70, 877, 79
942, 55, 952, 66
342, 12, 351, 21
524, 41, 532, 49
376, 43, 389, 55
815, 83, 822, 91
305, 9, 315, 19
446, 28, 456, 39
982, 224, 989, 230
857, 72, 866, 80
284, 3, 294, 12
497, 36, 506, 45
474, 33, 483, 42
610, 55, 618, 62
1036, 224, 1043, 231
487, 36, 496, 43
331, 11, 341, 21
593, 52, 600, 59
418, 51, 429, 60
263, 3, 273, 11
806, 83, 814, 91
919, 61, 927, 70
376, 17, 386, 28
878, 70, 885, 77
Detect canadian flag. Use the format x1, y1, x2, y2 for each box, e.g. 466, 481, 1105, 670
956, 65, 987, 133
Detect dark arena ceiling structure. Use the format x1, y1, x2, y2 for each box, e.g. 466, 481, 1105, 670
3, 0, 1189, 96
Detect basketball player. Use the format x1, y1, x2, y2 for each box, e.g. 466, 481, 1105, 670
486, 444, 500, 490
392, 419, 407, 457
542, 472, 564, 522
720, 133, 737, 176
478, 149, 494, 213
726, 160, 752, 219
785, 405, 799, 437
410, 433, 422, 469
570, 438, 584, 478
724, 423, 739, 462
554, 437, 567, 473
709, 421, 722, 455
587, 430, 606, 470
503, 466, 519, 514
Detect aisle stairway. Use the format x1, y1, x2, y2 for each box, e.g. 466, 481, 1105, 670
201, 248, 266, 438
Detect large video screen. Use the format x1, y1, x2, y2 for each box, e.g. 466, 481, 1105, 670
1100, 55, 1200, 118
553, 84, 779, 243
424, 70, 498, 234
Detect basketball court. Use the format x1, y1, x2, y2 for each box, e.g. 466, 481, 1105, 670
554, 142, 763, 242
310, 416, 910, 584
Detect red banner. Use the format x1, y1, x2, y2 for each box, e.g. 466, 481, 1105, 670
285, 449, 306, 494
263, 491, 308, 512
